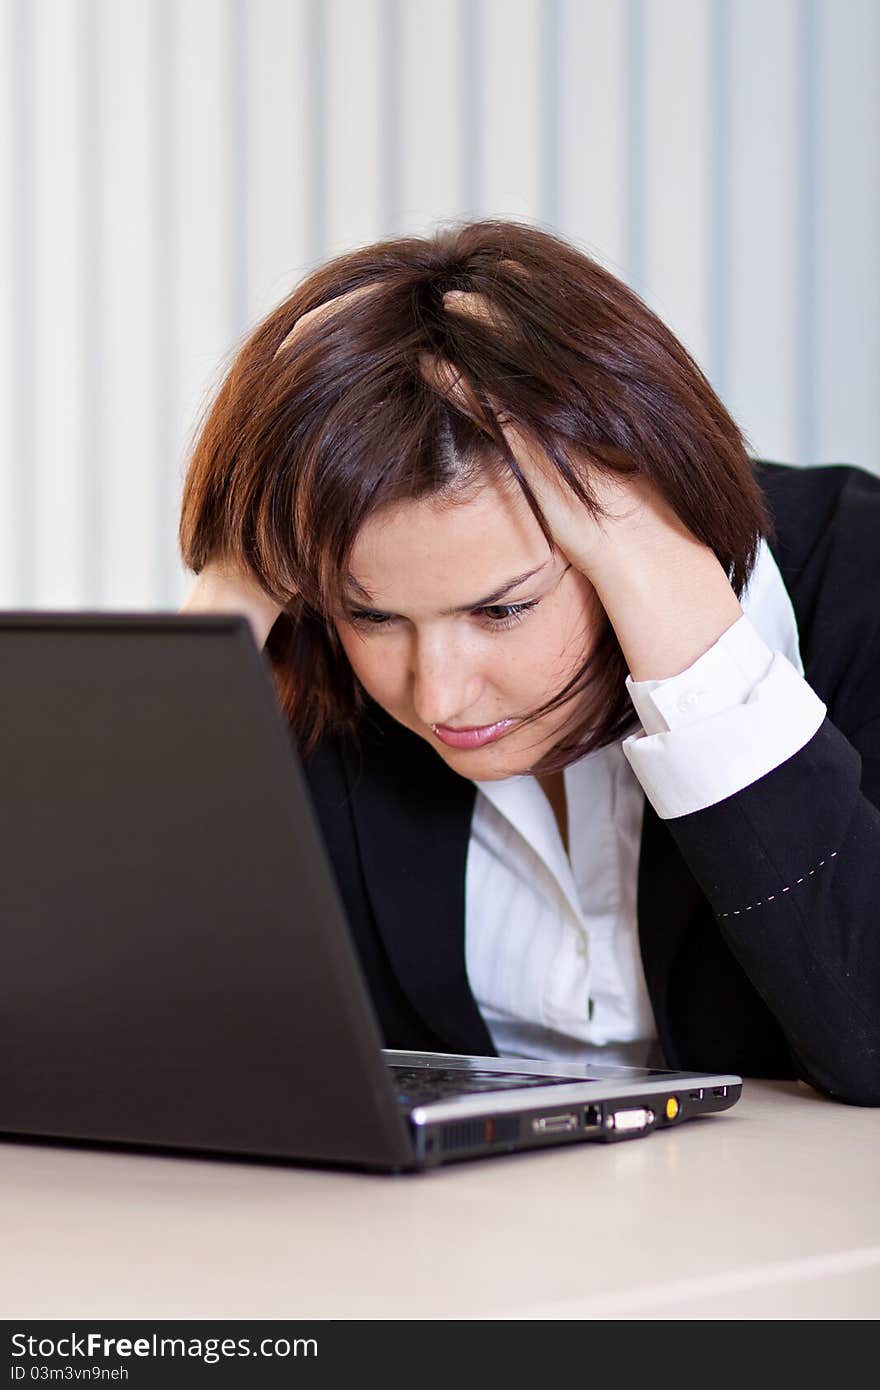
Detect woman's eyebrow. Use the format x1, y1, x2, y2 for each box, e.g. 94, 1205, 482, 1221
344, 560, 552, 615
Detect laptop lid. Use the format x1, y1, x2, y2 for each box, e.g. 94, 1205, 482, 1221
0, 613, 414, 1169
0, 613, 741, 1171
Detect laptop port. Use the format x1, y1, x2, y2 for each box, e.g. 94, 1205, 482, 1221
532, 1112, 578, 1134
712, 1085, 728, 1098
606, 1107, 654, 1133
687, 1088, 704, 1101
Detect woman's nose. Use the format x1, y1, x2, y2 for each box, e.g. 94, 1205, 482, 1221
411, 632, 483, 729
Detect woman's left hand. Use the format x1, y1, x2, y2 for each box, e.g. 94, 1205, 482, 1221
437, 291, 702, 588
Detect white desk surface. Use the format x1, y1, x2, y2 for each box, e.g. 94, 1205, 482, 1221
2, 1080, 878, 1321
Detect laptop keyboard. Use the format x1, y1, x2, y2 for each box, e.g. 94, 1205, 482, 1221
389, 1065, 589, 1108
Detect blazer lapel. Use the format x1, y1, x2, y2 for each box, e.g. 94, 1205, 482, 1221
339, 700, 496, 1055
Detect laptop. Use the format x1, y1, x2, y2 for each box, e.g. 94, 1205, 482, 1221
0, 612, 741, 1171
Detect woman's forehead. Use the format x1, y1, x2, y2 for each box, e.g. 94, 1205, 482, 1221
344, 480, 556, 611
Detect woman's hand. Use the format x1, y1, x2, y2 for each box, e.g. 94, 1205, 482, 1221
437, 291, 672, 576
179, 560, 284, 651
186, 293, 360, 644
181, 288, 377, 648
433, 291, 744, 681
484, 414, 744, 683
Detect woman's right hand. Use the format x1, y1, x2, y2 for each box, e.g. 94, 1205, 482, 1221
179, 560, 284, 650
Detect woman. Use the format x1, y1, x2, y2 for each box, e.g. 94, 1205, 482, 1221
179, 220, 880, 1105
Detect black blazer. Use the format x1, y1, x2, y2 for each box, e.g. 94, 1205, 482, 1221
301, 462, 880, 1106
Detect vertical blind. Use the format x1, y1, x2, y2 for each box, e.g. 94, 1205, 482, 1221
1, 0, 878, 610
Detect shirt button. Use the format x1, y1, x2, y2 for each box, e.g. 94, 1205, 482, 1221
676, 687, 706, 715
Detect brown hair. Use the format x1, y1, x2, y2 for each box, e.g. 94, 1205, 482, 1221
179, 218, 770, 775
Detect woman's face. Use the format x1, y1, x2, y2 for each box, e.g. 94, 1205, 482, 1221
333, 473, 603, 780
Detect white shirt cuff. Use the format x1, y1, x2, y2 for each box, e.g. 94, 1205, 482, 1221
621, 616, 827, 819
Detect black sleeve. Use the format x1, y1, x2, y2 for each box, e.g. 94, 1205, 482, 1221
664, 711, 880, 1105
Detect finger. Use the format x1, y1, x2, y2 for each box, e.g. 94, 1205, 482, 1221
443, 289, 489, 314
419, 352, 475, 411
443, 287, 521, 336
422, 291, 510, 428
274, 283, 381, 359
418, 350, 499, 436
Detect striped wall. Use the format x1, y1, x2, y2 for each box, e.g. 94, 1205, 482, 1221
1, 0, 878, 611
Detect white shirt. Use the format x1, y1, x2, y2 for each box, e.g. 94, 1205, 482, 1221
464, 539, 828, 1066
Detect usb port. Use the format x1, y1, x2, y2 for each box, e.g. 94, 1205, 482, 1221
688, 1089, 704, 1101
532, 1113, 578, 1134
712, 1085, 728, 1098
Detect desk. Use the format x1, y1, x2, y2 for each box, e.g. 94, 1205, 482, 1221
2, 1080, 878, 1320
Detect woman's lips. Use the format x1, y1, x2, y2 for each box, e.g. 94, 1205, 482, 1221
431, 718, 517, 750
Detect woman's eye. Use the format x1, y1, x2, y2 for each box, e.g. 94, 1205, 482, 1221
348, 610, 395, 627
477, 600, 539, 628
346, 599, 538, 631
